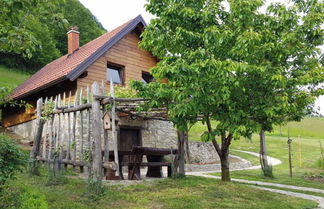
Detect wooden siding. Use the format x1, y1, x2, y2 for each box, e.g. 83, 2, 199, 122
2, 80, 77, 127
2, 30, 156, 127
77, 31, 157, 90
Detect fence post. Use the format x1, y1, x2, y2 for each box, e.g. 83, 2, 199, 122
30, 98, 45, 174
91, 82, 103, 180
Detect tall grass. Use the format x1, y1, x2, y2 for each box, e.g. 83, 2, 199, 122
0, 65, 30, 87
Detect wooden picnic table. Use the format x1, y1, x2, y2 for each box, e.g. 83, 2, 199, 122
107, 147, 178, 180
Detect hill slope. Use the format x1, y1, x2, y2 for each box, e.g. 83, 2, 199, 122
0, 65, 30, 87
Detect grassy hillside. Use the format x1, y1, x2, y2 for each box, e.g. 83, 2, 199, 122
270, 117, 324, 139
188, 117, 324, 190
0, 65, 30, 87
1, 169, 317, 209
189, 117, 324, 140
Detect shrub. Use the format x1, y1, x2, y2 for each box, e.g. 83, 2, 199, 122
0, 134, 28, 187
261, 165, 274, 178
19, 186, 48, 209
0, 183, 48, 209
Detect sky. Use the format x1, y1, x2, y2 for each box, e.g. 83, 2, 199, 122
79, 0, 324, 115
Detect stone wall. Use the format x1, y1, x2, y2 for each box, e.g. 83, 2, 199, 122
188, 141, 220, 164
8, 119, 36, 140
7, 116, 220, 164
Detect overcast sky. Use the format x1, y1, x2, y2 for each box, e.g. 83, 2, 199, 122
79, 0, 323, 115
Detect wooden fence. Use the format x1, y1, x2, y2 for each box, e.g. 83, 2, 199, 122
29, 81, 136, 179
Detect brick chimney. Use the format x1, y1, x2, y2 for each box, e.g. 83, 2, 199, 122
67, 26, 79, 54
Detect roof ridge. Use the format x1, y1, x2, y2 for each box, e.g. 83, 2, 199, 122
10, 15, 146, 100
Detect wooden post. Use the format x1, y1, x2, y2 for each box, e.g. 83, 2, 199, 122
92, 82, 103, 179
30, 98, 45, 174
299, 136, 302, 168
110, 80, 120, 177
288, 138, 293, 178
67, 91, 72, 161
42, 98, 48, 159
72, 90, 78, 168
60, 93, 66, 168
79, 88, 84, 173
48, 97, 54, 160
87, 86, 91, 151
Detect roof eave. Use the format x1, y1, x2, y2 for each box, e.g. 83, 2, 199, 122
67, 15, 147, 81
11, 76, 67, 100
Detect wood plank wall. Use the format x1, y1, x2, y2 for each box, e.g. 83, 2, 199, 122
77, 31, 157, 90
2, 30, 156, 127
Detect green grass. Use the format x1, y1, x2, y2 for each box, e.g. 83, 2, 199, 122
0, 65, 30, 87
188, 117, 324, 190
1, 169, 318, 209
219, 135, 324, 189
270, 117, 324, 139
230, 150, 260, 166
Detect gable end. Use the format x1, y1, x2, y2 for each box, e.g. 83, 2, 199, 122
66, 15, 147, 81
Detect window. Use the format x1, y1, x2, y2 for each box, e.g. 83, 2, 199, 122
107, 65, 123, 84
142, 71, 154, 84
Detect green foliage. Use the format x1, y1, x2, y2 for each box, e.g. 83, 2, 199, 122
46, 162, 67, 186
0, 182, 48, 209
86, 174, 105, 200
40, 100, 54, 120
134, 0, 323, 181
1, 173, 318, 209
0, 0, 105, 71
0, 65, 30, 87
262, 165, 274, 178
53, 0, 106, 55
316, 141, 324, 169
171, 172, 186, 179
114, 85, 138, 98
19, 186, 48, 209
0, 134, 27, 187
315, 158, 324, 169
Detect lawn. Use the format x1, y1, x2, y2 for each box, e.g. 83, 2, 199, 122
188, 117, 324, 191
0, 168, 318, 209
0, 65, 30, 87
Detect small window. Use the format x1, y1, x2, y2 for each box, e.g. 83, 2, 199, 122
107, 65, 123, 84
142, 71, 154, 83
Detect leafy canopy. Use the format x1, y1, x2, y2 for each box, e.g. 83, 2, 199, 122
0, 0, 106, 70
133, 0, 324, 138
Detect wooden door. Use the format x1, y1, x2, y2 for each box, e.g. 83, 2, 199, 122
119, 128, 141, 151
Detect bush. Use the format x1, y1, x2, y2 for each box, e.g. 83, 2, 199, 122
261, 165, 274, 178
0, 183, 48, 209
19, 186, 48, 209
0, 134, 28, 187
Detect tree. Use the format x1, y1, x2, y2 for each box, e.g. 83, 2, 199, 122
132, 0, 323, 181
0, 0, 105, 71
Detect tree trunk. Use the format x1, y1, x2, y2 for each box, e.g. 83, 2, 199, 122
184, 131, 190, 164
220, 153, 230, 182
259, 129, 269, 170
177, 130, 186, 175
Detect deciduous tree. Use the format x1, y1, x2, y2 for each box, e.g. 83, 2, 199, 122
132, 0, 323, 181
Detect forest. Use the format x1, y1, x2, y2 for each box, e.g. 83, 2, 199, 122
0, 0, 106, 72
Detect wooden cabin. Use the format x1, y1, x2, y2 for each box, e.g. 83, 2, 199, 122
2, 15, 156, 129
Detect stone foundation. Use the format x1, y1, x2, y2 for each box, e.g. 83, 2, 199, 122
7, 116, 220, 164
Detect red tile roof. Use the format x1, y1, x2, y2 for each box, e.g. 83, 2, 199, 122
11, 16, 145, 99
